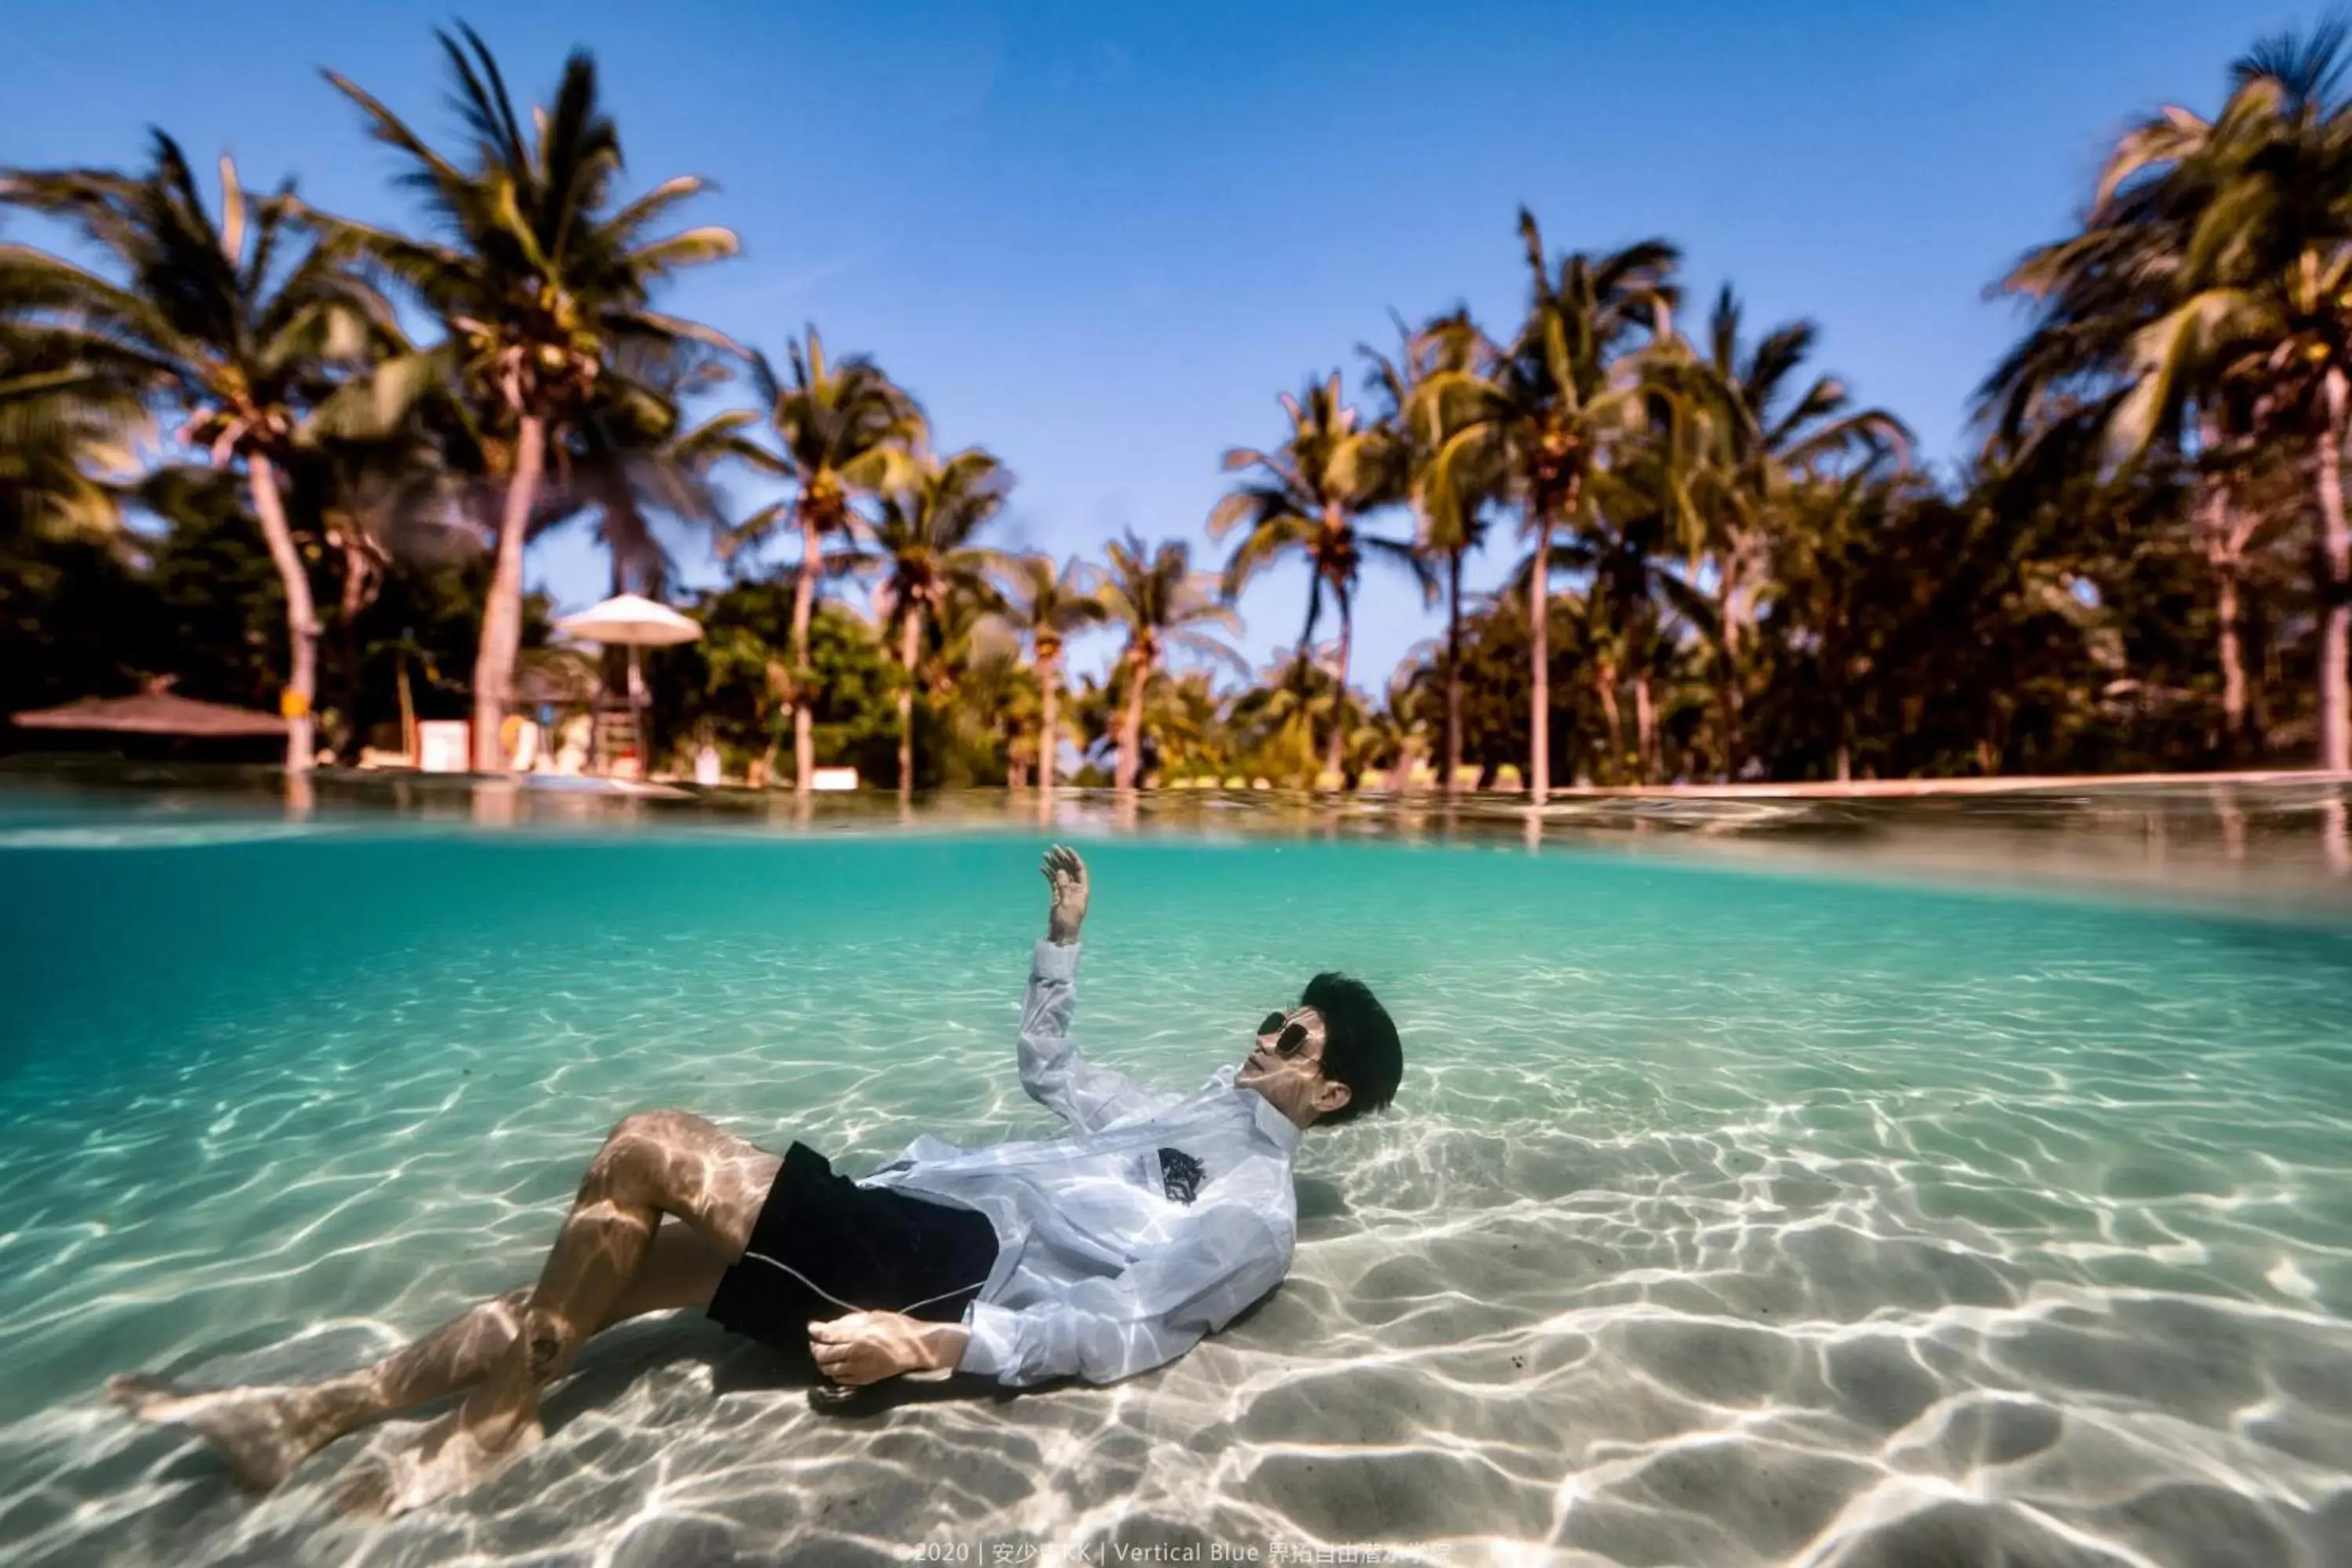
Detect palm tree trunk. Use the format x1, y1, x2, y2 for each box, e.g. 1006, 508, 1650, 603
2319, 375, 2350, 773
2193, 474, 2248, 760
246, 451, 318, 775
897, 605, 921, 797
397, 648, 418, 760
1633, 670, 1657, 783
1716, 564, 1742, 781
790, 510, 819, 793
335, 543, 373, 764
1324, 590, 1353, 785
1116, 655, 1147, 790
2216, 562, 2246, 760
2252, 590, 2278, 746
1039, 652, 1061, 790
1596, 657, 1622, 777
1820, 590, 1853, 782
1529, 517, 1552, 801
1443, 550, 1465, 792
473, 413, 545, 773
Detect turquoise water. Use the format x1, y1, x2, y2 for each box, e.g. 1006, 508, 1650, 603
2, 789, 2350, 1566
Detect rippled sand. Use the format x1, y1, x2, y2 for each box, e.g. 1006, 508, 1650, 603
2, 825, 2349, 1566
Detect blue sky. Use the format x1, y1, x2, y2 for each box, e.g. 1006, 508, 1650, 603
1, 0, 2300, 690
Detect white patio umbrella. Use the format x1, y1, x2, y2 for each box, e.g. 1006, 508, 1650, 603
554, 593, 702, 771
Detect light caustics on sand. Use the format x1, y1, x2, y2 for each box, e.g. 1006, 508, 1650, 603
0, 815, 2347, 1566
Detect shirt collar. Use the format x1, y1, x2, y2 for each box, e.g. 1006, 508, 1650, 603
1205, 1064, 1306, 1155
1245, 1081, 1305, 1154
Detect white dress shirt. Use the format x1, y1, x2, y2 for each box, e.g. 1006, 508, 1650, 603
855, 938, 1301, 1386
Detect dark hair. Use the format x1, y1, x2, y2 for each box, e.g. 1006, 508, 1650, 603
1300, 971, 1400, 1127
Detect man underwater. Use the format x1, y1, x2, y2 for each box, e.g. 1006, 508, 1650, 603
109, 844, 1403, 1512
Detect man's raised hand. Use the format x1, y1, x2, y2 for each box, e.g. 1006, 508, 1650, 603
1043, 844, 1089, 945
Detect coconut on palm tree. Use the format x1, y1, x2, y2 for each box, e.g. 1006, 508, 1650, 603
993, 553, 1107, 789
851, 447, 1011, 794
310, 24, 741, 770
1415, 212, 1680, 801
1210, 372, 1424, 785
724, 329, 924, 792
1098, 532, 1244, 789
2, 133, 401, 771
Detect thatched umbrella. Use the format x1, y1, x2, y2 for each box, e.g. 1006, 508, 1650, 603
11, 684, 289, 740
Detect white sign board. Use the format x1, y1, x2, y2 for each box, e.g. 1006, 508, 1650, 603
418, 720, 470, 774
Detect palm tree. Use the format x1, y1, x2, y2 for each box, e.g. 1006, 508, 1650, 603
1990, 22, 2352, 768
1210, 372, 1419, 782
1564, 452, 1719, 783
1142, 669, 1233, 784
1351, 659, 1436, 789
852, 447, 1011, 794
1098, 532, 1244, 789
724, 330, 925, 791
312, 24, 741, 770
1488, 452, 1709, 787
573, 344, 765, 600
1769, 470, 1893, 782
1363, 308, 1489, 791
0, 315, 146, 549
993, 553, 1107, 789
288, 428, 466, 756
1417, 212, 1679, 800
1228, 649, 1345, 785
2, 133, 400, 771
1678, 288, 1907, 776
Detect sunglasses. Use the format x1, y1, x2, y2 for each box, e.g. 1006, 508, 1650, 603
1257, 1011, 1316, 1059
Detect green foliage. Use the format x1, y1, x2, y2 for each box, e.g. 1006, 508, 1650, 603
2, 465, 517, 749
652, 590, 902, 780
0, 535, 156, 718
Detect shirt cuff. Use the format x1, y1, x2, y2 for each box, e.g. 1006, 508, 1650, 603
958, 1301, 1022, 1378
1032, 938, 1081, 980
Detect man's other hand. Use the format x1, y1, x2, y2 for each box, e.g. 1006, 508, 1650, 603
808, 1311, 969, 1385
1043, 844, 1089, 945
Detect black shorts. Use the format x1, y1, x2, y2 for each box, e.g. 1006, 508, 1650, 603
705, 1142, 999, 1374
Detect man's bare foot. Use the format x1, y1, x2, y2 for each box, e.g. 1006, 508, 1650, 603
330, 1407, 543, 1517
106, 1374, 334, 1492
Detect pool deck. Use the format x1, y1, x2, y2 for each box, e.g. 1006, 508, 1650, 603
1538, 768, 2351, 800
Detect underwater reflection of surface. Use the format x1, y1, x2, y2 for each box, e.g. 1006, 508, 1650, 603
9, 764, 2352, 907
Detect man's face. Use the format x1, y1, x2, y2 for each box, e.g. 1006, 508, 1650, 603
1238, 1004, 1344, 1122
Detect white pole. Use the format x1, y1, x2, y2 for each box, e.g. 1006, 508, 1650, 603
629, 644, 648, 778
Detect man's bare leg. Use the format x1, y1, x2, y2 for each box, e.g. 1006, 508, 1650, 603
105, 1222, 731, 1490
107, 1110, 779, 1506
